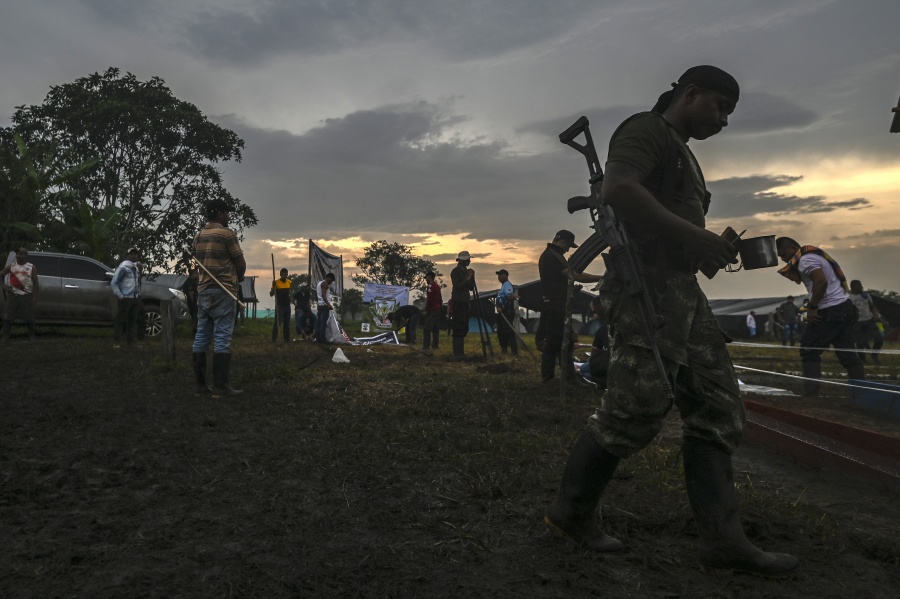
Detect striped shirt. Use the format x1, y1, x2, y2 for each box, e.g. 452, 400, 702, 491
194, 222, 244, 294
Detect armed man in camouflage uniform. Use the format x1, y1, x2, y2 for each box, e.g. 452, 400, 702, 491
544, 66, 798, 576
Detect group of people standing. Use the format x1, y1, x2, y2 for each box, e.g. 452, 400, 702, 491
13, 63, 890, 579
268, 270, 335, 345
444, 253, 524, 359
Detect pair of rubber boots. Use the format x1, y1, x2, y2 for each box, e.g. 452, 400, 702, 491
193, 352, 243, 396
544, 432, 799, 576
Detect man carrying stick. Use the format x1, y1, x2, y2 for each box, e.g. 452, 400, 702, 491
495, 269, 519, 356
270, 266, 292, 344
192, 199, 246, 396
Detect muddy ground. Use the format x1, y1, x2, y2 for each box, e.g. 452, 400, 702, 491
1, 326, 898, 598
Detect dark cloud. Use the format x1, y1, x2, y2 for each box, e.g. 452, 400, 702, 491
727, 92, 820, 134
77, 0, 167, 26
519, 93, 820, 157
706, 175, 871, 219
219, 100, 587, 243
182, 0, 604, 65
517, 105, 640, 143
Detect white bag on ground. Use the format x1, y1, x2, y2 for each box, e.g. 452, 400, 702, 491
332, 348, 350, 363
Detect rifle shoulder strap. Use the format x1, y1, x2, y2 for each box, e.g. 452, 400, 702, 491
550, 248, 569, 269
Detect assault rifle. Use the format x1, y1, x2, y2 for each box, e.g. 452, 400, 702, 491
559, 116, 674, 403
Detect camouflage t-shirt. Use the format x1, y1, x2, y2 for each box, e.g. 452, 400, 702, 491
605, 112, 707, 229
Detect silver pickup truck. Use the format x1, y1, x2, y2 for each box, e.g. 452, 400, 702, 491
1, 251, 190, 337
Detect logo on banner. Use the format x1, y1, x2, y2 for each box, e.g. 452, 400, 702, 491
373, 297, 397, 329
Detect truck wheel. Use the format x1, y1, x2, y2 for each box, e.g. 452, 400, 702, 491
144, 305, 163, 337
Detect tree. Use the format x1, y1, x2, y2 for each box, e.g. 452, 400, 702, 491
352, 240, 441, 294
287, 273, 310, 290
340, 288, 364, 321
0, 132, 99, 254
10, 68, 256, 270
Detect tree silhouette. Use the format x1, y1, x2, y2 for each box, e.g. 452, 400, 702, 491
10, 68, 256, 270
352, 240, 441, 294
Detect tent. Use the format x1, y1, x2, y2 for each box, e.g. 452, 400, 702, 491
710, 294, 900, 340
707, 296, 786, 339
468, 317, 493, 333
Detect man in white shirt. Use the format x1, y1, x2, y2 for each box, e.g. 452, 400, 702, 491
746, 311, 756, 338
776, 237, 864, 396
111, 248, 142, 348
315, 273, 335, 343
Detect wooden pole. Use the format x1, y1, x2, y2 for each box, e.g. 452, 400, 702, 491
160, 299, 176, 362
271, 253, 279, 332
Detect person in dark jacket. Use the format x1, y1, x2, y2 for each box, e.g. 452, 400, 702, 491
537, 230, 601, 382
388, 304, 421, 345
449, 251, 475, 358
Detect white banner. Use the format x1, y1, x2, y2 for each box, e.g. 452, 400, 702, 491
362, 283, 409, 305
362, 283, 410, 330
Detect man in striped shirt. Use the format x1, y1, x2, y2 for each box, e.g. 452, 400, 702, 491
192, 199, 247, 396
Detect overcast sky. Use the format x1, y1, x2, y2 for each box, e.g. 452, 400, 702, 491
3, 0, 899, 307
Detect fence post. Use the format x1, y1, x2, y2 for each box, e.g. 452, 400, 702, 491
160, 299, 176, 362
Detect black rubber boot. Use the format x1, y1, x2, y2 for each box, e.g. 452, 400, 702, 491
540, 349, 556, 382
193, 352, 212, 394
452, 337, 465, 358
801, 361, 821, 397
682, 438, 799, 576
211, 353, 243, 396
544, 432, 624, 552
846, 362, 865, 383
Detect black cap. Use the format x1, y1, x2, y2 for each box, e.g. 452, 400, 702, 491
495, 269, 509, 276
652, 65, 740, 113
677, 65, 740, 102
553, 229, 578, 248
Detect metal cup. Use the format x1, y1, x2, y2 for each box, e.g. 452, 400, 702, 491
726, 235, 778, 272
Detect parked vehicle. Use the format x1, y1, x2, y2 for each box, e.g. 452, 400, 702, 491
1, 251, 190, 337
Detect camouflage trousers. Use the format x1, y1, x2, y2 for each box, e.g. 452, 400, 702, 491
586, 271, 744, 457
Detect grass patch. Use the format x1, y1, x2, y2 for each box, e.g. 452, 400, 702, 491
1, 328, 897, 597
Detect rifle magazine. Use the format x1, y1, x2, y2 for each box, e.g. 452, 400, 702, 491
567, 231, 609, 273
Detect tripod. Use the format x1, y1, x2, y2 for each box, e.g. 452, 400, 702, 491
471, 280, 495, 358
